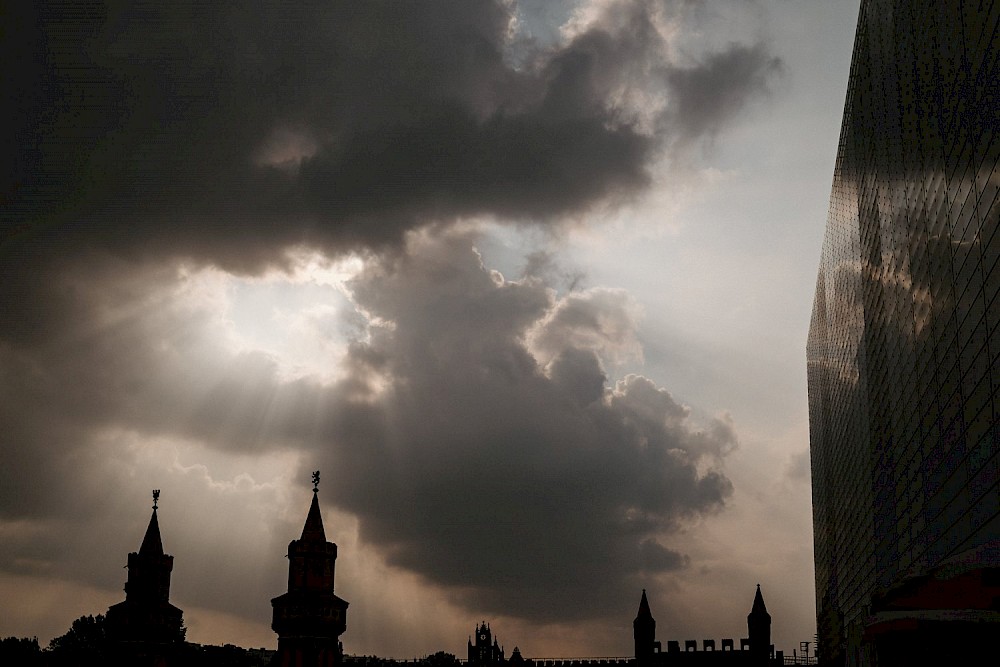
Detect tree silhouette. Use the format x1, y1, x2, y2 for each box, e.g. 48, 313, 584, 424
425, 651, 461, 667
47, 614, 108, 663
0, 636, 43, 665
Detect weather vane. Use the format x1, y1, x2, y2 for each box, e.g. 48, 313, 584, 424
312, 471, 320, 493
152, 489, 160, 510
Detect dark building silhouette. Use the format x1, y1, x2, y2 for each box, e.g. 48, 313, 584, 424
807, 1, 1000, 665
468, 621, 505, 667
746, 587, 770, 666
633, 589, 657, 664
50, 484, 799, 667
632, 587, 782, 667
271, 472, 349, 667
105, 490, 185, 665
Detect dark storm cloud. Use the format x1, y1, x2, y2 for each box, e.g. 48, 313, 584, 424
319, 231, 735, 621
1, 0, 783, 379
4, 0, 780, 267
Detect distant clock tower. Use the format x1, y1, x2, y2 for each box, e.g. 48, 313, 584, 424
468, 622, 504, 666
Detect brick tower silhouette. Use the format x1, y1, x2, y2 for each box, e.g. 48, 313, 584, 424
105, 490, 184, 664
271, 471, 349, 667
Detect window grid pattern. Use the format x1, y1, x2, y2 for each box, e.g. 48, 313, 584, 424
807, 1, 1000, 662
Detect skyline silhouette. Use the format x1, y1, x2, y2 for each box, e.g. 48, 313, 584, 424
2, 482, 806, 667
3, 0, 860, 656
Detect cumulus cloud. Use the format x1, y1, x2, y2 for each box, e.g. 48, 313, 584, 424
529, 287, 644, 366
0, 230, 737, 627
321, 230, 736, 621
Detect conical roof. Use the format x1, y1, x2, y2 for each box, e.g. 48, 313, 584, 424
139, 509, 164, 556
635, 589, 653, 619
750, 584, 770, 617
300, 491, 327, 542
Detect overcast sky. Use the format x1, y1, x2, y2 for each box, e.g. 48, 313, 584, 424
1, 0, 859, 658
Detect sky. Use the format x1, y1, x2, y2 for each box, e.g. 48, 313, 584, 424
1, 0, 860, 658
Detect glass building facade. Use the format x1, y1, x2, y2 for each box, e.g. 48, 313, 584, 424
807, 2, 1000, 665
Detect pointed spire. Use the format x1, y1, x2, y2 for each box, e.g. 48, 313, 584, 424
139, 506, 164, 556
636, 588, 653, 618
751, 584, 769, 615
300, 482, 327, 543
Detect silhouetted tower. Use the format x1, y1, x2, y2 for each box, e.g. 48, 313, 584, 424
633, 589, 656, 666
271, 471, 349, 667
747, 585, 772, 666
468, 622, 504, 666
105, 490, 184, 662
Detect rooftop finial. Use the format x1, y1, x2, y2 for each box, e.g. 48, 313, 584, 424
311, 470, 320, 493
152, 489, 160, 510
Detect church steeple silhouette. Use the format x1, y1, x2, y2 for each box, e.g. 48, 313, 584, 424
139, 505, 164, 556
633, 589, 656, 665
105, 490, 184, 663
271, 471, 349, 667
747, 584, 772, 665
300, 487, 327, 543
